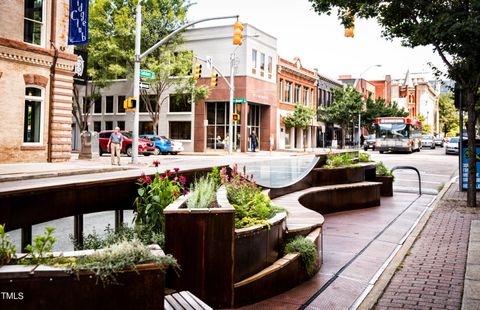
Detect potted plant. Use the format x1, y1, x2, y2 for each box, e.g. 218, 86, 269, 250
375, 161, 394, 196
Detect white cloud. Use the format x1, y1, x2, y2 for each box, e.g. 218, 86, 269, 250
187, 0, 447, 80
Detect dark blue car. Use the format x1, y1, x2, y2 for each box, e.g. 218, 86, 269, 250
139, 134, 172, 155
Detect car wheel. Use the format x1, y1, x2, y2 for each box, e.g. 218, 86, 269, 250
372, 146, 375, 151
153, 147, 161, 156
161, 152, 168, 156
126, 146, 133, 157
379, 151, 384, 154
364, 146, 368, 151
173, 152, 179, 155
144, 153, 151, 157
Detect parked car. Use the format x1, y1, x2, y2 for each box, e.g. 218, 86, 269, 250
363, 134, 376, 151
445, 137, 460, 155
139, 134, 172, 155
421, 135, 436, 149
98, 131, 155, 157
434, 137, 444, 147
169, 139, 184, 155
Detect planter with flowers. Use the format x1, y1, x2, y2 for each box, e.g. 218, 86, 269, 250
375, 161, 394, 196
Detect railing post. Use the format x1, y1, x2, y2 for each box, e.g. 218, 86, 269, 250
21, 226, 32, 253
74, 214, 84, 249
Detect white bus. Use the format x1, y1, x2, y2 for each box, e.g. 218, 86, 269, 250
375, 117, 422, 153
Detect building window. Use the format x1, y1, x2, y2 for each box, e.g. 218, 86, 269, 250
260, 53, 265, 76
169, 94, 191, 112
140, 121, 154, 134
105, 121, 113, 131
169, 121, 191, 140
106, 96, 114, 113
93, 121, 101, 132
24, 0, 44, 45
279, 79, 283, 101
117, 95, 126, 113
23, 87, 43, 143
116, 121, 125, 131
304, 87, 309, 105
140, 95, 156, 113
285, 81, 292, 102
93, 99, 101, 114
252, 49, 257, 74
294, 84, 301, 103
268, 56, 273, 79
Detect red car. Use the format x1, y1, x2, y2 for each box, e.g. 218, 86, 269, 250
98, 130, 155, 157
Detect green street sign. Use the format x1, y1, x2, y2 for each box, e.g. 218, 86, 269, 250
233, 98, 247, 103
140, 69, 155, 79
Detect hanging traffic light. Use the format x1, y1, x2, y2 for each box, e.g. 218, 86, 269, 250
211, 71, 218, 87
344, 15, 355, 38
233, 20, 244, 45
194, 63, 202, 80
123, 97, 137, 111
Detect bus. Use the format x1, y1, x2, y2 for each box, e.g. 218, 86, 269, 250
375, 117, 422, 153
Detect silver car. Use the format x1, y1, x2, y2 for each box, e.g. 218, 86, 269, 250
445, 137, 460, 155
421, 135, 436, 149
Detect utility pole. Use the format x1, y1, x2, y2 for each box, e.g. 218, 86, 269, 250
228, 53, 235, 155
131, 2, 238, 163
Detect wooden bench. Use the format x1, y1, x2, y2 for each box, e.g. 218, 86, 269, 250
164, 291, 212, 310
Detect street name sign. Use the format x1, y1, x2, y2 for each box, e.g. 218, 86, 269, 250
140, 69, 155, 79
233, 98, 247, 103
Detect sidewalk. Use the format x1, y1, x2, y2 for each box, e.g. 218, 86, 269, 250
364, 178, 480, 310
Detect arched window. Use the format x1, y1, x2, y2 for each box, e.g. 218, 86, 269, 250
24, 87, 44, 143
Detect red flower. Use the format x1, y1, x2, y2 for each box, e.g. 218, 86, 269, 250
166, 171, 172, 177
173, 167, 180, 173
152, 160, 161, 167
179, 175, 187, 185
182, 189, 189, 195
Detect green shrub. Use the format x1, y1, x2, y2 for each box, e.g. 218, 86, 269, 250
208, 167, 222, 189
358, 152, 373, 162
24, 227, 56, 265
0, 224, 16, 266
187, 177, 217, 209
73, 239, 178, 286
221, 165, 284, 229
284, 236, 318, 276
70, 224, 165, 251
133, 170, 186, 234
376, 161, 393, 178
324, 152, 355, 168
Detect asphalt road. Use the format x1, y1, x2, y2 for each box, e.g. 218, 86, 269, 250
367, 145, 459, 195
7, 147, 458, 252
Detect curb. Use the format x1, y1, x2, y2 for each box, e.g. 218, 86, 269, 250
356, 176, 457, 310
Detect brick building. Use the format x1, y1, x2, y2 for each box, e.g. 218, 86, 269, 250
0, 0, 76, 163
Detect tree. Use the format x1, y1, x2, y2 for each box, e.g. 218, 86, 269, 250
308, 0, 480, 206
318, 84, 363, 148
438, 93, 459, 137
83, 0, 208, 135
283, 104, 316, 151
362, 97, 408, 133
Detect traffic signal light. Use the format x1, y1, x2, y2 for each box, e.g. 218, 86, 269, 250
233, 20, 244, 45
211, 71, 218, 87
344, 16, 355, 38
123, 97, 137, 110
194, 63, 202, 80
232, 113, 240, 122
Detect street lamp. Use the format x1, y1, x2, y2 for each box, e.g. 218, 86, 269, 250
357, 64, 382, 148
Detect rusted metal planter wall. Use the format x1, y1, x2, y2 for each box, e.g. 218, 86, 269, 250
0, 263, 165, 310
312, 165, 366, 186
164, 188, 235, 309
233, 212, 287, 281
376, 175, 394, 196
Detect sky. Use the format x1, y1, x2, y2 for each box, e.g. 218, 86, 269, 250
187, 0, 448, 81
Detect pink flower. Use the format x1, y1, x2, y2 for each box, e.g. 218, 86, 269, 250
144, 176, 152, 184
179, 175, 187, 185
159, 175, 165, 180
152, 160, 161, 167
182, 189, 188, 195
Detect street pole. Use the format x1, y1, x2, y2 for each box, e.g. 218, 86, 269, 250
132, 1, 142, 164
228, 53, 235, 155
358, 112, 361, 148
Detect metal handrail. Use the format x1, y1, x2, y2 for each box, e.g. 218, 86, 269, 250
391, 165, 422, 195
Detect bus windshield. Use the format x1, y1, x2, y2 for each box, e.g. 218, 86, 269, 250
376, 123, 409, 139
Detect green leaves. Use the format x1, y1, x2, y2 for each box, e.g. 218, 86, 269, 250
0, 224, 16, 266
319, 84, 363, 128
284, 236, 318, 276
283, 104, 316, 129
22, 227, 56, 265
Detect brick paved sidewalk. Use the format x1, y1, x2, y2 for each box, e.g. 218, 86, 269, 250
376, 183, 480, 310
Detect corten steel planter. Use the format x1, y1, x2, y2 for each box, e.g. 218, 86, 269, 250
0, 261, 166, 310
376, 175, 394, 196
164, 187, 235, 309
312, 165, 366, 186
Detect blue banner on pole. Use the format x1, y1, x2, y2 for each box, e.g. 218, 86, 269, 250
68, 0, 89, 45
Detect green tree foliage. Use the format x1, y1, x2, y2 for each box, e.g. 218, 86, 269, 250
318, 84, 362, 147
439, 93, 459, 137
84, 0, 209, 134
417, 114, 432, 135
362, 97, 408, 133
308, 0, 480, 206
283, 104, 316, 130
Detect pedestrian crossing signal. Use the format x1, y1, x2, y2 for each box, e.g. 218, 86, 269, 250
123, 97, 137, 111
232, 113, 240, 122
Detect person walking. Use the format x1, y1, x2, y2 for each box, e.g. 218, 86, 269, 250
107, 127, 124, 165
250, 131, 258, 152
223, 135, 230, 154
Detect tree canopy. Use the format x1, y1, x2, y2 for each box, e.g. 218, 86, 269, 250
283, 104, 316, 130
438, 93, 459, 137
362, 97, 408, 133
